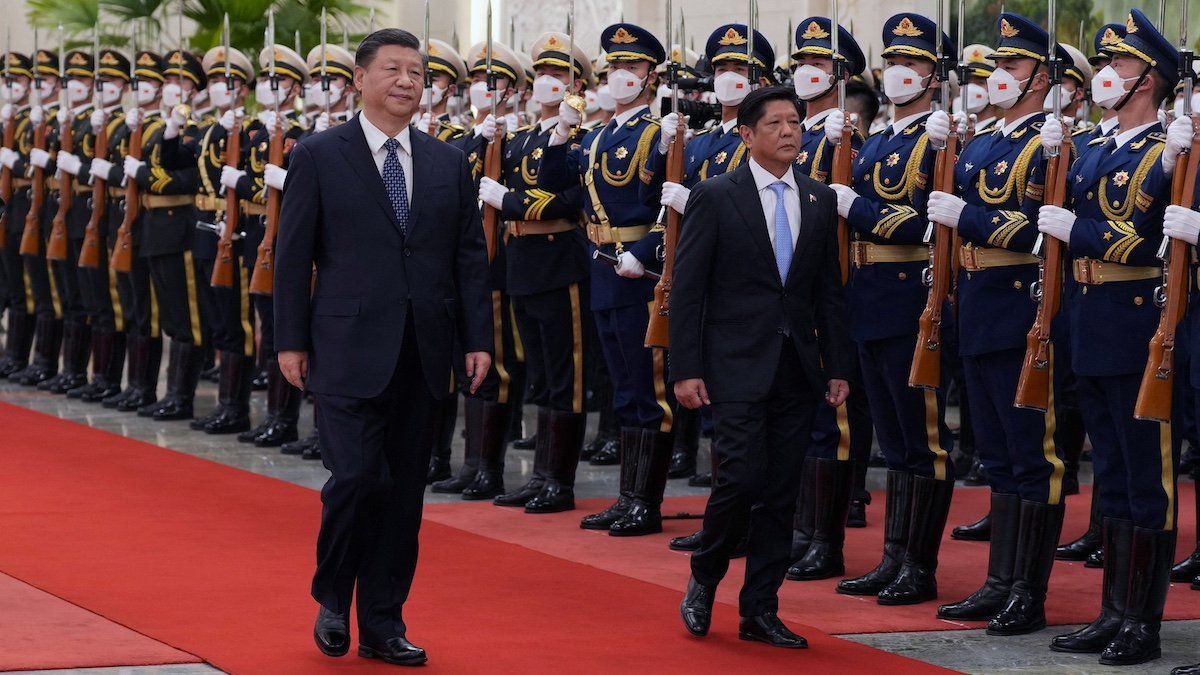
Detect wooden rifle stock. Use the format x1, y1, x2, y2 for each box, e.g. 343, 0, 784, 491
831, 122, 853, 284
645, 114, 686, 349
211, 115, 242, 289
481, 128, 502, 262
19, 117, 49, 256
1014, 124, 1072, 411
909, 131, 959, 389
1134, 120, 1198, 421
0, 117, 14, 250
109, 114, 143, 273
78, 115, 108, 269
47, 111, 74, 261
250, 116, 285, 295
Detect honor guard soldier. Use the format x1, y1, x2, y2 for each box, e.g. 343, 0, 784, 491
179, 45, 256, 433
829, 13, 956, 606
1075, 24, 1126, 149
0, 52, 35, 378
956, 45, 1001, 135
1043, 10, 1181, 665
930, 14, 1069, 631
475, 32, 591, 505
415, 39, 468, 142
304, 45, 356, 135
539, 23, 676, 535
223, 43, 308, 447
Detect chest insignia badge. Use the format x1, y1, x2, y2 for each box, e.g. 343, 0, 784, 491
1112, 170, 1129, 187
531, 147, 543, 160
796, 150, 809, 165
614, 147, 629, 160
994, 160, 1008, 175
885, 152, 900, 167
715, 151, 728, 164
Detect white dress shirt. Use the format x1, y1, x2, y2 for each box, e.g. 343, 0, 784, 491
890, 111, 930, 137
359, 111, 413, 206
803, 107, 836, 131
748, 157, 800, 249
1000, 112, 1040, 137
609, 104, 649, 129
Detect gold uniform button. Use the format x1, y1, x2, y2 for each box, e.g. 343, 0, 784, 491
1082, 287, 1088, 295
1013, 280, 1023, 290
898, 272, 907, 281
1134, 296, 1143, 306
967, 272, 973, 280
1086, 191, 1094, 200
1112, 200, 1121, 208
547, 234, 555, 242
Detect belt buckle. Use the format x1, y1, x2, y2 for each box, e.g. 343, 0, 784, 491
961, 245, 981, 272
1074, 258, 1099, 285
850, 241, 868, 268
509, 221, 524, 237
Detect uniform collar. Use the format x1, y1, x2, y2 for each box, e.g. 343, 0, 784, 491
359, 111, 412, 156
803, 107, 835, 131
1098, 116, 1120, 136
720, 117, 739, 134
999, 112, 1038, 137
611, 104, 648, 128
539, 116, 559, 133
748, 157, 798, 194
890, 111, 928, 136
1111, 121, 1156, 150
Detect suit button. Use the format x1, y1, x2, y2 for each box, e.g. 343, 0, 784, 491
404, 248, 412, 257
777, 328, 785, 335
898, 272, 907, 281
1134, 296, 1143, 306
1013, 280, 1023, 290
547, 234, 555, 242
1082, 287, 1088, 295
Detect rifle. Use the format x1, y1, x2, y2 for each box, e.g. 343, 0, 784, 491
830, 0, 851, 283
47, 25, 70, 261
250, 13, 281, 296
109, 28, 141, 274
908, 0, 958, 389
645, 0, 684, 349
19, 29, 46, 256
79, 33, 105, 269
1013, 0, 1071, 411
594, 249, 661, 280
211, 14, 240, 289
1134, 3, 1196, 422
480, 0, 501, 262
0, 27, 14, 251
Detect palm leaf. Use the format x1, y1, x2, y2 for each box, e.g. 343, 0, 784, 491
27, 0, 100, 37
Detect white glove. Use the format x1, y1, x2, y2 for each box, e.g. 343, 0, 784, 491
474, 114, 499, 142
314, 112, 330, 134
829, 183, 860, 219
824, 109, 846, 146
550, 99, 583, 147
0, 103, 12, 123
220, 165, 245, 191
615, 251, 645, 279
90, 108, 107, 135
258, 110, 279, 136
660, 181, 690, 215
55, 106, 70, 126
29, 106, 44, 126
659, 112, 683, 154
478, 176, 507, 209
1163, 116, 1195, 175
0, 147, 16, 169
125, 107, 141, 130
1041, 113, 1065, 153
504, 112, 520, 134
953, 111, 968, 136
29, 148, 50, 169
123, 155, 145, 179
264, 163, 287, 191
164, 105, 186, 140
219, 109, 237, 132
89, 157, 113, 181
415, 112, 433, 133
56, 151, 81, 176
1163, 204, 1200, 246
1037, 204, 1076, 243
925, 110, 950, 146
927, 190, 967, 229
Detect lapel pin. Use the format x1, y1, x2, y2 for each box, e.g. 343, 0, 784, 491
809, 194, 816, 203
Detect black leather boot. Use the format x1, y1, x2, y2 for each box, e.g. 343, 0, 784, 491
987, 500, 1065, 634
70, 328, 111, 399
610, 429, 672, 536
301, 432, 323, 461
1170, 493, 1200, 582
1057, 406, 1086, 496
788, 458, 853, 580
964, 458, 987, 486
1099, 526, 1175, 665
433, 397, 487, 494
203, 352, 254, 434
494, 407, 550, 507
952, 512, 992, 541
423, 395, 459, 481
524, 410, 585, 514
153, 341, 202, 420
838, 470, 913, 596
580, 427, 640, 528
1051, 518, 1133, 653
138, 338, 179, 416
17, 315, 62, 385
846, 460, 870, 528
589, 432, 620, 466
511, 433, 538, 450
191, 353, 231, 430
668, 407, 698, 479
36, 319, 71, 392
582, 375, 617, 461
462, 399, 509, 500
121, 335, 162, 413
789, 458, 818, 562
103, 333, 138, 407
938, 493, 1020, 620
44, 320, 89, 393
0, 309, 35, 377
877, 475, 953, 605
1058, 482, 1103, 561
253, 362, 300, 445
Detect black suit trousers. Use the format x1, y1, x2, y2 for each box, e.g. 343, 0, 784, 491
311, 307, 443, 640
692, 340, 818, 616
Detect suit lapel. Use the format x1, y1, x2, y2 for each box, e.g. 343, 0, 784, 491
337, 116, 404, 237
730, 165, 776, 279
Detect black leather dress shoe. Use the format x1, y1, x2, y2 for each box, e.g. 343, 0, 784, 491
359, 636, 427, 666
1085, 547, 1104, 569
846, 499, 867, 528
1174, 663, 1200, 674
952, 513, 992, 541
588, 439, 620, 465
511, 432, 538, 450
738, 612, 808, 649
670, 530, 702, 551
680, 576, 715, 636
314, 606, 349, 657
688, 472, 713, 487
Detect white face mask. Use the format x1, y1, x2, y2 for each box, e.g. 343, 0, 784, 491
607, 69, 646, 105
161, 82, 182, 109
714, 71, 751, 107
986, 68, 1028, 109
36, 78, 55, 100
208, 80, 234, 109
882, 65, 928, 105
66, 79, 91, 105
190, 88, 208, 107
1042, 84, 1074, 113
596, 84, 616, 111
1090, 66, 1134, 109
953, 83, 988, 114
100, 81, 123, 106
3, 80, 26, 103
792, 64, 833, 101
532, 74, 568, 106
135, 83, 158, 105
255, 81, 279, 107
420, 83, 446, 108
468, 80, 495, 111
584, 89, 599, 114
1174, 92, 1200, 119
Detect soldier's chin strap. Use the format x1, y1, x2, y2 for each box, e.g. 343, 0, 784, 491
1111, 63, 1154, 113
1011, 59, 1042, 107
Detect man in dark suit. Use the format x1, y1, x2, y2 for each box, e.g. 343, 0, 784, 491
274, 29, 493, 666
671, 86, 851, 648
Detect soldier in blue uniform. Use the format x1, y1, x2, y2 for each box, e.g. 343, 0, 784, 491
538, 23, 675, 536
829, 13, 955, 607
1042, 10, 1181, 665
0, 52, 36, 380
414, 39, 468, 143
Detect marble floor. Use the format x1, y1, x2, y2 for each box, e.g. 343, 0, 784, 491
2, 377, 1196, 674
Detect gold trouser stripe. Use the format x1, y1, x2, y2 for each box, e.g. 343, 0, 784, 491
108, 265, 124, 333
835, 404, 851, 461
1159, 421, 1175, 531
46, 261, 62, 319
509, 302, 525, 363
652, 346, 673, 434
149, 282, 160, 338
239, 268, 254, 357
448, 369, 457, 396
491, 290, 510, 404
22, 270, 34, 314
925, 389, 950, 481
1042, 348, 1064, 505
182, 251, 203, 346
568, 283, 584, 414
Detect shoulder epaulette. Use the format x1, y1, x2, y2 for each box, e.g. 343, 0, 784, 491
1147, 132, 1166, 143
1070, 126, 1092, 137
639, 113, 661, 126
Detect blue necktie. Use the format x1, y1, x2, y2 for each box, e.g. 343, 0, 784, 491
768, 182, 793, 284
382, 138, 409, 236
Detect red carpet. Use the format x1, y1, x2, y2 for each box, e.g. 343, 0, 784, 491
0, 402, 946, 674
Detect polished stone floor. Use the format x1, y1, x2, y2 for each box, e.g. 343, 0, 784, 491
2, 376, 1196, 674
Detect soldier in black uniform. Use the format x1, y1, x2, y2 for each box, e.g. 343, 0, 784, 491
0, 52, 35, 379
